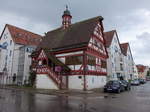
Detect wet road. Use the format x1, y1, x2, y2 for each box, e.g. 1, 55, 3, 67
0, 82, 150, 112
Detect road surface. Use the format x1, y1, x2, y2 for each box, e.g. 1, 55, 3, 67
0, 82, 150, 112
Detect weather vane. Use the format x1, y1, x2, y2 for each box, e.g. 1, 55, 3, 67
66, 5, 68, 10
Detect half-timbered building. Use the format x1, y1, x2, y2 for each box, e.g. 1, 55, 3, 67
31, 7, 108, 90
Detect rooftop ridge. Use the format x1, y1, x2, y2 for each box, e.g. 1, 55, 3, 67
6, 24, 42, 37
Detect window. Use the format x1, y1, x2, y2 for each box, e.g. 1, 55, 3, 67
94, 40, 98, 47
101, 60, 107, 68
66, 56, 83, 65
38, 60, 42, 65
4, 34, 7, 39
115, 46, 118, 52
92, 77, 94, 83
87, 55, 96, 65
9, 50, 12, 57
78, 76, 82, 79
120, 64, 123, 71
5, 55, 8, 61
10, 40, 12, 45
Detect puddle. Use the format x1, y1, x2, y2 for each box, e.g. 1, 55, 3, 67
104, 95, 117, 99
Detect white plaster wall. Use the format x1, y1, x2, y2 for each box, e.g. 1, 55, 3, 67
68, 75, 84, 90
123, 47, 134, 80
36, 74, 58, 89
0, 49, 7, 72
58, 57, 65, 63
106, 33, 122, 80
12, 44, 22, 76
56, 51, 83, 57
86, 76, 106, 90
23, 51, 32, 83
0, 27, 15, 84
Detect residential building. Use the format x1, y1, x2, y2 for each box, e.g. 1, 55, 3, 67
136, 64, 149, 79
120, 43, 134, 80
104, 30, 124, 81
133, 62, 139, 79
31, 7, 108, 90
0, 24, 42, 85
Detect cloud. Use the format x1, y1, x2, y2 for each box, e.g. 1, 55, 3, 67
0, 0, 150, 65
0, 10, 52, 35
131, 32, 150, 66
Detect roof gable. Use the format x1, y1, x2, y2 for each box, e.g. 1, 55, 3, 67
104, 30, 122, 52
104, 30, 116, 47
39, 49, 70, 72
38, 16, 103, 51
120, 43, 128, 56
120, 43, 133, 60
136, 65, 146, 72
1, 24, 42, 46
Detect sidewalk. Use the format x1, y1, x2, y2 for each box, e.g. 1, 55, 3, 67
0, 85, 108, 97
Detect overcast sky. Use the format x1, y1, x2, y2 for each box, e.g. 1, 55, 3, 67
0, 0, 150, 66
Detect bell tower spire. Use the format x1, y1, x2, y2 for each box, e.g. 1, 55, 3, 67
62, 5, 72, 29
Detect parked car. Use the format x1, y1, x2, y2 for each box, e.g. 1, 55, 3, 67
131, 79, 140, 86
146, 76, 150, 81
120, 80, 131, 91
139, 79, 146, 84
104, 80, 125, 93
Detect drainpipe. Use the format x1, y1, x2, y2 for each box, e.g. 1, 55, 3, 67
83, 51, 87, 91
10, 44, 16, 84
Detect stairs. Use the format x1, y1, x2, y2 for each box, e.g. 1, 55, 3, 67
46, 67, 66, 89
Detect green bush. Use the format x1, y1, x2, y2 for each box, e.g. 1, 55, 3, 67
28, 71, 36, 87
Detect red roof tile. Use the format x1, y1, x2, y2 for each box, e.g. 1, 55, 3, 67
136, 65, 146, 72
37, 16, 104, 51
120, 43, 129, 56
6, 24, 42, 46
104, 30, 116, 47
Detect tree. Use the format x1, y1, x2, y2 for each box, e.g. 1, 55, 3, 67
28, 71, 36, 87
147, 70, 150, 76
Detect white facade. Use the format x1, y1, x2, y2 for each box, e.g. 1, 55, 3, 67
0, 26, 38, 85
36, 74, 58, 89
133, 63, 139, 79
68, 75, 106, 90
0, 27, 15, 84
122, 46, 134, 80
106, 32, 123, 81
35, 49, 107, 90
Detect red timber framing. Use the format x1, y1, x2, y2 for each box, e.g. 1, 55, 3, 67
31, 19, 108, 90
35, 49, 68, 89
54, 47, 87, 55
55, 47, 107, 76
83, 51, 87, 91
52, 22, 107, 77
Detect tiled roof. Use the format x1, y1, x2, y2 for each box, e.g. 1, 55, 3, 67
104, 30, 116, 47
120, 43, 128, 56
136, 65, 146, 72
38, 16, 104, 51
5, 24, 42, 46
